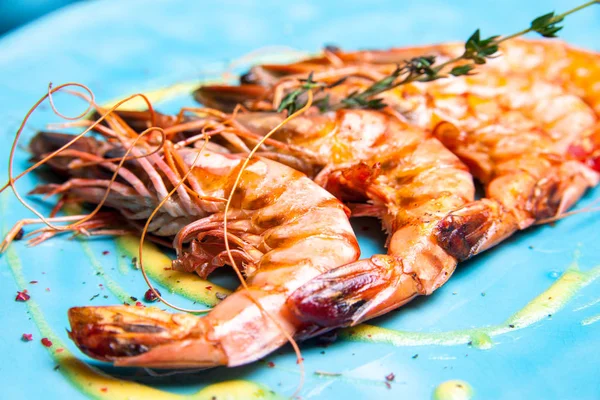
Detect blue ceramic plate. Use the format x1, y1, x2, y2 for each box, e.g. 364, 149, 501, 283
1, 1, 599, 399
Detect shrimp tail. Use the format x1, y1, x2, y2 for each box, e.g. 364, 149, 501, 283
288, 255, 420, 329
434, 199, 518, 261
68, 306, 227, 368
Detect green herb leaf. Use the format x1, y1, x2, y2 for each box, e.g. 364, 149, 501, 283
449, 64, 475, 76
530, 12, 565, 37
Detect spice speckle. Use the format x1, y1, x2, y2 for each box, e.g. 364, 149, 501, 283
22, 333, 33, 342
385, 372, 395, 381
15, 290, 30, 302
41, 338, 53, 347
412, 354, 419, 359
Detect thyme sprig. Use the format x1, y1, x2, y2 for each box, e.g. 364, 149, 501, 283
278, 0, 599, 113
276, 72, 347, 114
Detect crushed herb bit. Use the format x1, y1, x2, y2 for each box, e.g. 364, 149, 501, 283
509, 324, 515, 328
412, 354, 419, 359
15, 290, 30, 302
89, 294, 100, 301
29, 280, 38, 284
314, 370, 341, 377
130, 296, 138, 302
53, 365, 60, 371
481, 292, 486, 297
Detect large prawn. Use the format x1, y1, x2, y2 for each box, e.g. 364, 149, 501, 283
102, 105, 477, 332
2, 96, 360, 369
194, 39, 600, 330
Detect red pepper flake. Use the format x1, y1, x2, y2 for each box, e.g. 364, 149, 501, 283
56, 348, 64, 353
267, 361, 275, 368
385, 372, 395, 381
15, 290, 30, 302
135, 301, 143, 307
45, 288, 51, 292
385, 382, 391, 389
163, 267, 172, 271
102, 251, 110, 255
205, 286, 213, 291
29, 280, 38, 284
41, 338, 53, 347
144, 288, 161, 302
22, 333, 33, 342
100, 387, 108, 393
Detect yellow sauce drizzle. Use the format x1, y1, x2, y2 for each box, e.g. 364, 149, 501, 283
116, 235, 230, 306
341, 264, 600, 347
4, 240, 280, 400
79, 241, 134, 304
103, 80, 213, 110
581, 314, 600, 326
432, 380, 474, 400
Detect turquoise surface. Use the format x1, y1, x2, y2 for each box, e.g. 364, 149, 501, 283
1, 0, 599, 399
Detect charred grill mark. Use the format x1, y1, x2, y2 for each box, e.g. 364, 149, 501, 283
108, 342, 151, 358
121, 324, 167, 334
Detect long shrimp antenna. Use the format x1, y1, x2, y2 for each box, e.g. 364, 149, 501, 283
222, 91, 314, 397
536, 196, 600, 225
138, 130, 213, 314
1, 84, 166, 235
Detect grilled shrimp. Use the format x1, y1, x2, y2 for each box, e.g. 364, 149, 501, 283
25, 112, 360, 367
40, 105, 475, 332
198, 109, 475, 331
197, 39, 600, 262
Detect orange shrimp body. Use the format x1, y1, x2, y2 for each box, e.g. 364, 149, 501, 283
28, 115, 359, 368
232, 109, 474, 330
380, 40, 600, 258
195, 39, 600, 330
